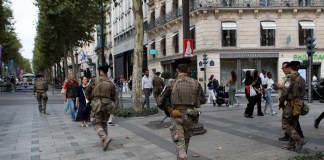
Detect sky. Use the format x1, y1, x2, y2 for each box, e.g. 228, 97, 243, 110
11, 0, 38, 60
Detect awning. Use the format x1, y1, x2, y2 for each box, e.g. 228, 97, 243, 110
148, 41, 155, 45
168, 32, 178, 39
261, 22, 276, 30
222, 22, 237, 30
299, 21, 316, 29
190, 26, 195, 30
155, 37, 165, 43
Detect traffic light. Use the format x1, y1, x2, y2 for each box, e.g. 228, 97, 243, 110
203, 53, 208, 64
306, 37, 316, 56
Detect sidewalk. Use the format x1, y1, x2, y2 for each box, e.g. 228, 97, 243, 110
0, 92, 323, 160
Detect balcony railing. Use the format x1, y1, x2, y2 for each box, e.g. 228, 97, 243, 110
146, 0, 324, 31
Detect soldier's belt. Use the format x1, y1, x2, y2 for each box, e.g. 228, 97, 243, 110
169, 108, 200, 118
36, 90, 45, 93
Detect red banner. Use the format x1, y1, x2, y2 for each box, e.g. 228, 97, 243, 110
183, 39, 194, 57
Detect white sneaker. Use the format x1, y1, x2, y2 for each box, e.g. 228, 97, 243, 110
229, 105, 234, 108
264, 111, 270, 114
271, 111, 277, 115
235, 102, 240, 107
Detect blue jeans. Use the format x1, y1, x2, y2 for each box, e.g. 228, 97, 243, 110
67, 98, 76, 120
264, 89, 274, 112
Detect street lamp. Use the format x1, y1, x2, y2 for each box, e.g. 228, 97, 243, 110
100, 2, 106, 65
74, 50, 79, 80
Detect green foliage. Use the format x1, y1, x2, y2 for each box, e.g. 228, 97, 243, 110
0, 0, 31, 74
114, 107, 158, 117
33, 0, 115, 73
289, 152, 324, 160
161, 71, 171, 79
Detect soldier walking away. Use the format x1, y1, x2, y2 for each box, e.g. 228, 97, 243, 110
314, 112, 324, 128
152, 72, 164, 103
279, 61, 306, 151
85, 64, 116, 151
157, 58, 206, 160
33, 74, 48, 114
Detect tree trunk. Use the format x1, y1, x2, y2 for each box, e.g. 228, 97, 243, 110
69, 46, 77, 79
132, 0, 144, 112
64, 50, 69, 79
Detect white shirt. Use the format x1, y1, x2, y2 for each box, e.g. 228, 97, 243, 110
265, 77, 274, 90
142, 76, 152, 90
313, 76, 317, 82
260, 73, 266, 85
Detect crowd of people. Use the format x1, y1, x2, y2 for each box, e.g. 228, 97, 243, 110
29, 59, 324, 156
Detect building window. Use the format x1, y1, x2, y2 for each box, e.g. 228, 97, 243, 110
222, 0, 236, 7
161, 37, 166, 56
151, 10, 155, 22
299, 0, 312, 6
172, 0, 178, 10
260, 21, 276, 46
222, 22, 237, 47
190, 26, 196, 49
171, 33, 179, 53
259, 0, 273, 6
298, 21, 315, 46
161, 3, 166, 17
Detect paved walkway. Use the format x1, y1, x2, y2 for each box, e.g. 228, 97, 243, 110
0, 92, 323, 160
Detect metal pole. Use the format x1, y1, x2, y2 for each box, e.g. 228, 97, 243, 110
204, 59, 207, 94
0, 45, 2, 78
100, 2, 106, 65
308, 54, 313, 103
182, 0, 190, 58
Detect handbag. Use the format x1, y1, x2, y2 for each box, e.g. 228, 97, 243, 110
64, 101, 69, 114
250, 85, 257, 96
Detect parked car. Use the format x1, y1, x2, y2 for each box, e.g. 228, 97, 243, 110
22, 82, 29, 88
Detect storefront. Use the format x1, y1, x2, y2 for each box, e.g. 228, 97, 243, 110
220, 53, 279, 92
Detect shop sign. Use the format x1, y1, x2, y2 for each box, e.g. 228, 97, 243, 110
184, 39, 194, 57
293, 54, 324, 60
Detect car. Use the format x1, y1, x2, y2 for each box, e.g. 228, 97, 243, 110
21, 82, 29, 88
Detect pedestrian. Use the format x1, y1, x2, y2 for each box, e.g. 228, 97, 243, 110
33, 74, 48, 114
244, 70, 257, 118
116, 75, 123, 92
63, 73, 79, 121
152, 72, 164, 103
253, 70, 264, 116
128, 76, 132, 98
85, 63, 116, 151
314, 112, 324, 128
226, 71, 239, 108
277, 62, 304, 142
207, 74, 217, 106
157, 58, 206, 160
264, 72, 276, 115
279, 61, 306, 151
10, 76, 16, 92
142, 70, 152, 108
260, 69, 267, 100
75, 76, 91, 127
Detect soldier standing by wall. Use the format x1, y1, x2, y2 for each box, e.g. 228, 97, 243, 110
152, 72, 164, 103
157, 58, 206, 160
33, 74, 48, 114
279, 61, 306, 151
85, 64, 116, 151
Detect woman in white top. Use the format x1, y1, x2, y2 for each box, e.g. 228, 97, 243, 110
264, 72, 276, 115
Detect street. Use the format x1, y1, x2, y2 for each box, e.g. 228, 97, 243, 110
0, 90, 323, 160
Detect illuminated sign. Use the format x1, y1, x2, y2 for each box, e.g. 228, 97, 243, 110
293, 54, 324, 60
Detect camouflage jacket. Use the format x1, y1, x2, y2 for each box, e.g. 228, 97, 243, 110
34, 79, 48, 93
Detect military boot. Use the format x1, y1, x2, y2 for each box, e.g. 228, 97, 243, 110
295, 138, 305, 151
282, 140, 296, 150
102, 137, 112, 151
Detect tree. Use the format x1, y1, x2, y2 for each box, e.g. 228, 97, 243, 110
132, 0, 144, 111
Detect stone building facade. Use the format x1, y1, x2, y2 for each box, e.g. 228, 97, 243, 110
146, 0, 324, 92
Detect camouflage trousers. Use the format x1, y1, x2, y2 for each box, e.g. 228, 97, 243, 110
282, 105, 301, 143
94, 111, 110, 142
170, 115, 194, 160
36, 92, 48, 113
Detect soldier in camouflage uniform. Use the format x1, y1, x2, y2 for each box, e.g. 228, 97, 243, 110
85, 64, 116, 151
33, 74, 48, 114
152, 72, 164, 102
157, 58, 206, 160
279, 61, 306, 151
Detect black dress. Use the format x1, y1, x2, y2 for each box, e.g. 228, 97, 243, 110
76, 86, 91, 122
